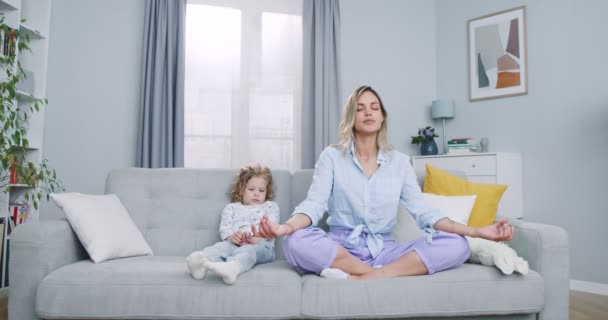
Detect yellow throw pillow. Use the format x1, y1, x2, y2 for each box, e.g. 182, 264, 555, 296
422, 164, 507, 227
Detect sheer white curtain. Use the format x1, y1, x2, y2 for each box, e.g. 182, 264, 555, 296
185, 0, 302, 171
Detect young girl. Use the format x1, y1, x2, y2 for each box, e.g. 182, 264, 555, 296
186, 163, 279, 284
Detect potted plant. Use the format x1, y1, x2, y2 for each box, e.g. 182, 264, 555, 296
0, 18, 63, 215
411, 126, 439, 155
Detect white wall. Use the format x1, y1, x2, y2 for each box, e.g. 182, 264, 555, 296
41, 0, 145, 218
436, 0, 608, 284
340, 0, 437, 155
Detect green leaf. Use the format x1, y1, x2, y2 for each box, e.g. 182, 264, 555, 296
0, 19, 63, 207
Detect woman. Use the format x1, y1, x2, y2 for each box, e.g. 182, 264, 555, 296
255, 86, 514, 280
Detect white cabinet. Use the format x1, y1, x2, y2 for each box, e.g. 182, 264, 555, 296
412, 152, 523, 220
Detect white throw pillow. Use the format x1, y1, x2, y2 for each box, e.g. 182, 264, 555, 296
421, 193, 477, 225
466, 236, 529, 275
50, 193, 153, 263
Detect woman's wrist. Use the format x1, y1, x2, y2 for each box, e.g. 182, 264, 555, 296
284, 222, 297, 235
469, 227, 480, 237
437, 217, 478, 237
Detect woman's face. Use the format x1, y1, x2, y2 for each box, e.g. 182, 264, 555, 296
353, 90, 384, 136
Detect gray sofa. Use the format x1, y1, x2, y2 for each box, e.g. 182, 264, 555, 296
9, 168, 569, 320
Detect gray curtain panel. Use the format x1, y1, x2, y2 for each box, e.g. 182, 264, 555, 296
137, 0, 185, 168
301, 0, 342, 169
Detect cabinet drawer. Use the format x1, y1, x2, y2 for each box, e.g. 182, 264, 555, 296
417, 155, 497, 176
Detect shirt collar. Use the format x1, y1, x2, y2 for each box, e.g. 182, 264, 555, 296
349, 141, 389, 165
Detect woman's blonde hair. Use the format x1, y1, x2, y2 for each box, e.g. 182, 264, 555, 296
336, 85, 392, 152
230, 163, 274, 203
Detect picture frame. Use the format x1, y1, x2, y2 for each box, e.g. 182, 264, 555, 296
468, 6, 527, 101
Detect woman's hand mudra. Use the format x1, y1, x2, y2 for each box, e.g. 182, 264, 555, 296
252, 215, 292, 239
475, 219, 514, 241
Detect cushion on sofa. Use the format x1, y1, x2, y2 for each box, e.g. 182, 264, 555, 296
300, 263, 544, 319
36, 257, 301, 319
50, 193, 153, 263
423, 164, 507, 227
422, 192, 477, 225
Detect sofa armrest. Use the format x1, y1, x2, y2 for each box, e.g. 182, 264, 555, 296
507, 218, 569, 320
8, 219, 87, 320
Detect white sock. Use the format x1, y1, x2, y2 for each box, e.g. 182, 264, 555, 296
206, 260, 242, 284
186, 251, 210, 280
320, 268, 349, 279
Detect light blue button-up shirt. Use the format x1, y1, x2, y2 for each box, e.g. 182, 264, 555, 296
293, 143, 445, 258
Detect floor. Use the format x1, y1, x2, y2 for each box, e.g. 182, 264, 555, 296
0, 290, 605, 319
570, 290, 608, 320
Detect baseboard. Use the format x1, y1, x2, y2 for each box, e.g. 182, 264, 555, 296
0, 286, 7, 298
570, 280, 608, 296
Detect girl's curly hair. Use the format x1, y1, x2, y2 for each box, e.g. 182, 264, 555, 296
230, 163, 274, 203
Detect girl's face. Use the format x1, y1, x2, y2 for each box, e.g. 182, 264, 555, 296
353, 90, 384, 136
241, 175, 268, 205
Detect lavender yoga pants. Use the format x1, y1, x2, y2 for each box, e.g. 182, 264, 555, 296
282, 228, 470, 275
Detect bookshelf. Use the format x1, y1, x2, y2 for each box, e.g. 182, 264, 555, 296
0, 0, 51, 289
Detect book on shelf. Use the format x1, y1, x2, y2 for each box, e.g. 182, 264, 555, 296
0, 28, 15, 57
9, 165, 16, 184
9, 202, 30, 226
0, 29, 4, 57
447, 137, 478, 155
447, 144, 476, 149
0, 218, 5, 288
446, 148, 476, 155
448, 137, 477, 145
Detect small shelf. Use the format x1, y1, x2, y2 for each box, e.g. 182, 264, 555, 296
0, 0, 18, 11
8, 184, 32, 188
19, 23, 45, 39
10, 144, 38, 151
16, 90, 38, 101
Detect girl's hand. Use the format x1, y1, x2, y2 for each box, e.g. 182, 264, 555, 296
238, 231, 252, 246
227, 230, 245, 246
244, 236, 263, 244
252, 216, 293, 239
475, 219, 514, 241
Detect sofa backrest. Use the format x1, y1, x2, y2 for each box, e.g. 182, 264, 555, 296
104, 167, 467, 259
291, 169, 330, 230
105, 168, 293, 257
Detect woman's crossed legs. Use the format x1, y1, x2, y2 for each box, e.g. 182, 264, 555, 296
282, 227, 470, 280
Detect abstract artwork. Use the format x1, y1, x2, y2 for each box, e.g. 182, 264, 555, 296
468, 6, 527, 101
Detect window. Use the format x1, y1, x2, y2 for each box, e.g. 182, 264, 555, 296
185, 0, 302, 171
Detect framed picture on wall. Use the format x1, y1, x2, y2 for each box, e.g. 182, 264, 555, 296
468, 6, 527, 101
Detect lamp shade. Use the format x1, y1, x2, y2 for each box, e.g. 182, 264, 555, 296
431, 99, 455, 119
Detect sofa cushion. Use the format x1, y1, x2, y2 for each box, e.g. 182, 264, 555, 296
300, 263, 543, 318
423, 164, 507, 227
36, 257, 301, 319
422, 192, 477, 225
49, 193, 153, 263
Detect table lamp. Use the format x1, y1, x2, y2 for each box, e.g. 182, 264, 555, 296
431, 99, 455, 154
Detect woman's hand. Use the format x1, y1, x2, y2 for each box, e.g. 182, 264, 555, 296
475, 219, 514, 241
252, 216, 293, 239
